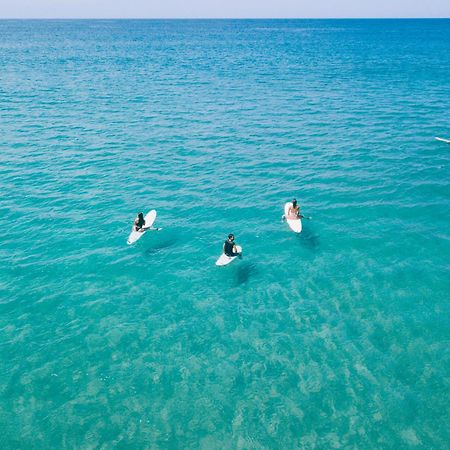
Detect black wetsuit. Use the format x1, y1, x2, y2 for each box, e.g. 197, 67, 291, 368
224, 240, 236, 257
136, 218, 145, 231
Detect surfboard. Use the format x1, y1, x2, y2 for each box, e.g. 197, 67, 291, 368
216, 245, 242, 266
435, 137, 450, 144
127, 210, 157, 245
284, 202, 302, 233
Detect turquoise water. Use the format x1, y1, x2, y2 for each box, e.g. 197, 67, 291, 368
1, 19, 450, 448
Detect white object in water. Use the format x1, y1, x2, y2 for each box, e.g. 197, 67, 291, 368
435, 137, 450, 144
127, 210, 157, 245
284, 202, 302, 233
216, 245, 242, 266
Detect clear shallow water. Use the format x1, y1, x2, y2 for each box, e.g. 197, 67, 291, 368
1, 19, 449, 448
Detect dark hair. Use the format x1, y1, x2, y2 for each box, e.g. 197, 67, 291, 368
292, 199, 297, 208
228, 234, 234, 240
138, 212, 144, 220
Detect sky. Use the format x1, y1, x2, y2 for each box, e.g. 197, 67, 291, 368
1, 0, 449, 19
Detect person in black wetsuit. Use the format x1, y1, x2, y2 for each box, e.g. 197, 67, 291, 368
133, 212, 146, 232
223, 233, 240, 257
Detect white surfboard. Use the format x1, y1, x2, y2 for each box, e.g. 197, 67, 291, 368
435, 137, 450, 144
284, 202, 302, 233
216, 245, 242, 266
127, 210, 157, 245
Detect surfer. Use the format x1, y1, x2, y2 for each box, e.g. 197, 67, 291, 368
286, 199, 301, 220
133, 212, 146, 232
223, 234, 240, 257
127, 210, 161, 245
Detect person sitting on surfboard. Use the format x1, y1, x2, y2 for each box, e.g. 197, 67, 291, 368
224, 234, 240, 257
287, 199, 301, 220
133, 212, 146, 232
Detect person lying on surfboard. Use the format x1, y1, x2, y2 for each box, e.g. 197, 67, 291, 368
223, 234, 241, 257
286, 199, 301, 220
132, 211, 162, 234
133, 212, 146, 232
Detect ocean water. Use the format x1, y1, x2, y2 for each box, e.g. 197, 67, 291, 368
1, 19, 449, 448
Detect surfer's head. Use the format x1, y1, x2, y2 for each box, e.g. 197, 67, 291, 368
228, 234, 235, 241
138, 212, 144, 221
292, 199, 297, 208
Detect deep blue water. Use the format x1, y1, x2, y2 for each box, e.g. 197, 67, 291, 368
1, 19, 450, 448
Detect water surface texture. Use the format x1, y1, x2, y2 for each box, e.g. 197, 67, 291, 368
1, 19, 450, 448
